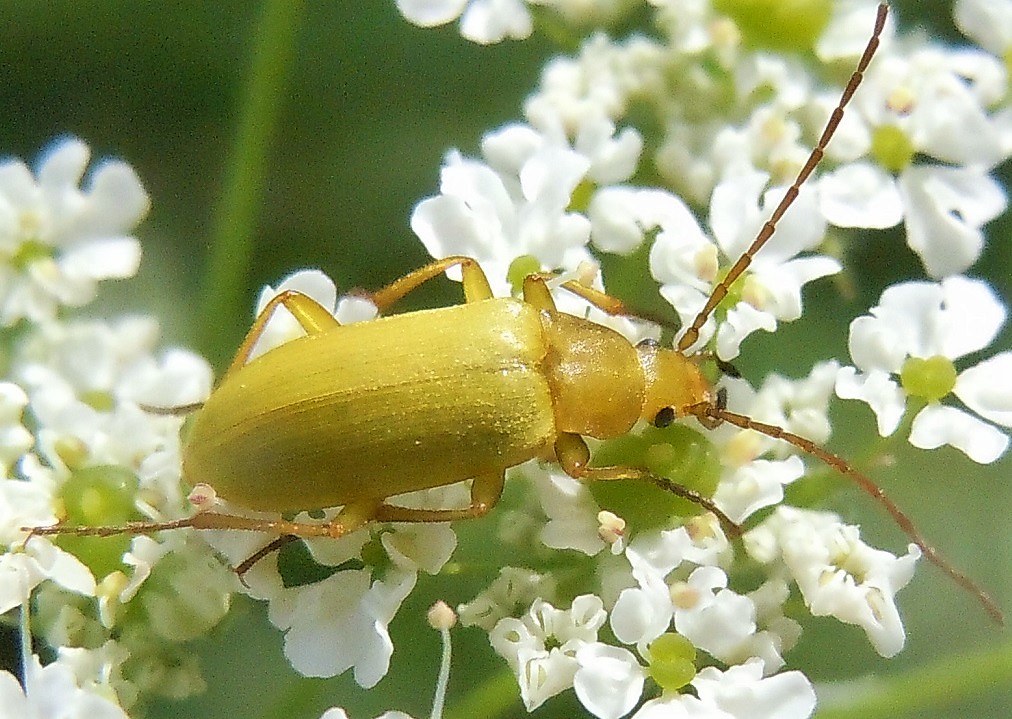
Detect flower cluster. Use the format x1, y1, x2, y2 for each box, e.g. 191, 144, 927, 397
0, 139, 230, 715
3, 1, 1010, 718
390, 0, 1011, 717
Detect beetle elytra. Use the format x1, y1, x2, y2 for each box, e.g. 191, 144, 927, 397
28, 3, 1003, 623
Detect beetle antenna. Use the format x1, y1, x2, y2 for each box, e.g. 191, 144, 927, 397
234, 535, 298, 578
677, 2, 888, 353
647, 473, 743, 540
694, 403, 1005, 625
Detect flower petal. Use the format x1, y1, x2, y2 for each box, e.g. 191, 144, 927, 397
818, 163, 903, 229
955, 352, 1012, 428
909, 404, 1008, 463
574, 644, 644, 719
835, 367, 906, 436
899, 166, 1006, 278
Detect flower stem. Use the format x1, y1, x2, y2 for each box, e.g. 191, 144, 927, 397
443, 668, 521, 719
197, 0, 306, 366
815, 641, 1012, 718
430, 627, 452, 719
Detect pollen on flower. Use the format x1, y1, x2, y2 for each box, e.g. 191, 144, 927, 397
427, 600, 457, 631
724, 429, 764, 466
597, 510, 625, 545
670, 581, 701, 610
709, 17, 741, 50
187, 483, 218, 511
740, 275, 770, 311
54, 436, 89, 469
869, 125, 915, 172
694, 245, 719, 282
685, 512, 720, 542
899, 355, 957, 401
886, 85, 916, 115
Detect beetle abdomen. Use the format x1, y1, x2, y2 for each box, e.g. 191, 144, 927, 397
183, 298, 556, 512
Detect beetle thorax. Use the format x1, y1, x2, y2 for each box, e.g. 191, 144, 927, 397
538, 310, 645, 440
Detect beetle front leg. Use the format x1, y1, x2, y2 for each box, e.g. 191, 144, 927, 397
553, 433, 742, 538
523, 272, 679, 330
557, 279, 680, 331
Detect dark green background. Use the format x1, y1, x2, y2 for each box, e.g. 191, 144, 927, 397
0, 2, 1008, 718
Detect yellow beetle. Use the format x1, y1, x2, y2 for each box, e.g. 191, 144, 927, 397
28, 3, 1003, 623
163, 255, 729, 539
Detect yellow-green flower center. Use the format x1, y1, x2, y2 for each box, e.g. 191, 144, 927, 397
900, 355, 957, 402
507, 255, 542, 295
646, 632, 697, 691
712, 0, 832, 52
871, 125, 916, 173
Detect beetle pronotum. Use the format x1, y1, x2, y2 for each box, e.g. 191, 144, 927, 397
28, 2, 1003, 623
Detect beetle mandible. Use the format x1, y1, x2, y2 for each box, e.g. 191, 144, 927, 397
28, 3, 1003, 623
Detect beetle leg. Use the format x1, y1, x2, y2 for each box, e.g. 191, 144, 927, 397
26, 506, 373, 539
372, 471, 506, 524
225, 290, 342, 379
521, 271, 678, 330
521, 274, 559, 312
553, 432, 742, 538
366, 256, 494, 312
556, 280, 680, 331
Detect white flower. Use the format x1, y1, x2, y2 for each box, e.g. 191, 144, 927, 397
395, 0, 532, 44
835, 276, 1012, 463
249, 269, 377, 361
746, 507, 918, 657
706, 364, 839, 525
320, 710, 415, 719
955, 0, 1012, 63
713, 454, 804, 527
0, 471, 96, 613
277, 568, 417, 686
610, 527, 766, 668
0, 138, 147, 325
489, 595, 608, 711
530, 469, 605, 555
816, 0, 895, 61
633, 659, 816, 719
610, 542, 684, 652
522, 112, 643, 185
11, 317, 212, 529
0, 654, 128, 719
650, 171, 838, 359
747, 362, 839, 449
0, 382, 33, 470
573, 643, 645, 719
458, 566, 556, 631
670, 566, 759, 666
412, 124, 595, 294
206, 498, 456, 685
820, 45, 1010, 277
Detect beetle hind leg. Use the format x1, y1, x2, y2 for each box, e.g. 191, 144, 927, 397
373, 470, 506, 524
225, 290, 344, 379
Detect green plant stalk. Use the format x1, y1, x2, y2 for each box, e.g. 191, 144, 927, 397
815, 640, 1012, 719
197, 0, 306, 367
443, 668, 522, 719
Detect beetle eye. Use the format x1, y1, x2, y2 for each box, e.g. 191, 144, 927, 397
653, 406, 675, 427
636, 338, 660, 350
